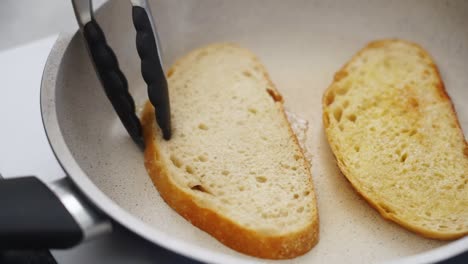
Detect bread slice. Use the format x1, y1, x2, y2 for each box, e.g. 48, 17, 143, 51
323, 39, 468, 240
141, 43, 319, 259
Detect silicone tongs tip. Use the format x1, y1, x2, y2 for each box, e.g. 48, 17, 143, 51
72, 0, 172, 149
132, 2, 172, 141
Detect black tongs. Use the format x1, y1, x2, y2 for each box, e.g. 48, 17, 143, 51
71, 0, 171, 149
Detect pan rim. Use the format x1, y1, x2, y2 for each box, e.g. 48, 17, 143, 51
40, 29, 468, 264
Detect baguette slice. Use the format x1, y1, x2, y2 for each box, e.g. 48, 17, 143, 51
323, 39, 468, 239
142, 43, 318, 259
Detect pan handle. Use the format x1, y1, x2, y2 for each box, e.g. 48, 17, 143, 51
0, 176, 111, 249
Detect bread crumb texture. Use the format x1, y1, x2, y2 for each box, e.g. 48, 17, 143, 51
142, 43, 318, 259
323, 39, 467, 240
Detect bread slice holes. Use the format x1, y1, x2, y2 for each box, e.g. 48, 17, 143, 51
238, 186, 245, 191
324, 114, 330, 128
334, 144, 340, 151
294, 154, 301, 161
334, 70, 348, 82
167, 68, 175, 78
400, 153, 408, 163
297, 207, 304, 213
333, 108, 343, 122
438, 225, 448, 230
185, 165, 195, 174
293, 194, 299, 199
339, 124, 345, 131
336, 86, 349, 95
248, 108, 258, 114
434, 173, 443, 180
242, 70, 253, 78
409, 129, 417, 137
170, 155, 183, 168
198, 123, 209, 130
256, 176, 267, 183
409, 98, 419, 108
190, 184, 212, 195
354, 146, 360, 152
347, 114, 357, 123
222, 170, 230, 176
303, 190, 311, 196
198, 155, 208, 162
425, 211, 432, 217
342, 100, 349, 108
325, 92, 335, 106
379, 203, 395, 215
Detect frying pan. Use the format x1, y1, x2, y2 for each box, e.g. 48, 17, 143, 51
1, 0, 467, 263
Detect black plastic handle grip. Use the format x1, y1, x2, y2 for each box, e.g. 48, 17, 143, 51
132, 6, 172, 140
83, 19, 145, 149
0, 177, 82, 249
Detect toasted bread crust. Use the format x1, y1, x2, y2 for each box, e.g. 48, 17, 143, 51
141, 43, 318, 259
323, 39, 468, 240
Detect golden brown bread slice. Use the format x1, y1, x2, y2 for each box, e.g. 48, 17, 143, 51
141, 43, 319, 259
323, 39, 468, 240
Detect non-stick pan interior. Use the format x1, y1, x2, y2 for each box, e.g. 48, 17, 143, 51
52, 0, 467, 262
